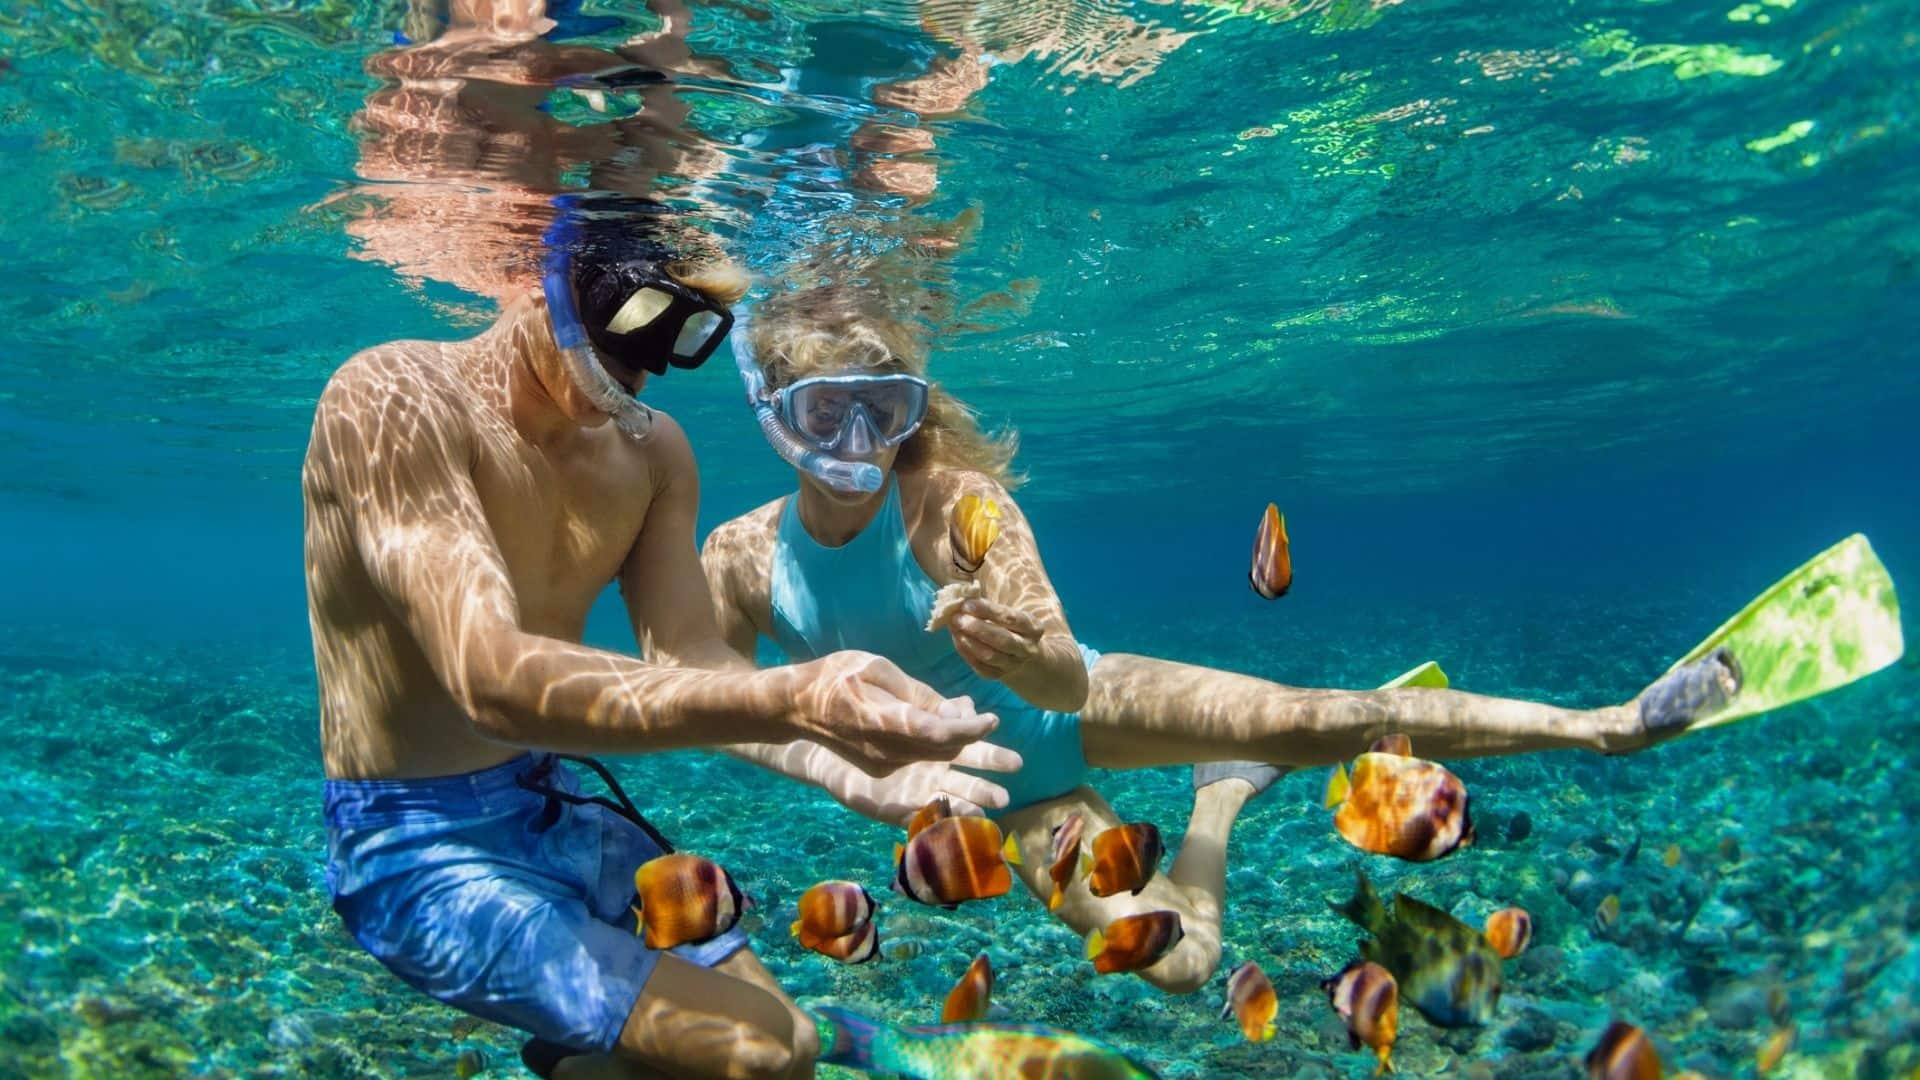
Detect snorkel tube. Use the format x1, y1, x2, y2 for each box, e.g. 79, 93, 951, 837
731, 310, 884, 494
542, 198, 655, 442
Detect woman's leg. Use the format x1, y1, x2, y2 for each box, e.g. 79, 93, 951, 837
1003, 787, 1237, 995
1078, 650, 1737, 768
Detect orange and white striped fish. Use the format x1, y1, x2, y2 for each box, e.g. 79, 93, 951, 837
792, 881, 880, 964
1086, 910, 1184, 975
1484, 907, 1534, 960
1250, 503, 1292, 599
1585, 1020, 1664, 1079
1087, 823, 1163, 898
893, 814, 1020, 909
1323, 960, 1399, 1076
941, 954, 995, 1023
1369, 733, 1412, 756
1045, 813, 1086, 912
632, 853, 749, 950
908, 797, 953, 840
950, 494, 1002, 576
1325, 751, 1475, 862
1221, 960, 1277, 1043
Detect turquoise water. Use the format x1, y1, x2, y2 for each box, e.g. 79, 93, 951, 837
2, 0, 1918, 1076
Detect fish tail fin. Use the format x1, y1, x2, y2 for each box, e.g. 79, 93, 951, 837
789, 920, 802, 938
1081, 854, 1093, 876
1002, 833, 1022, 866
1324, 763, 1350, 808
1331, 867, 1386, 932
1048, 883, 1064, 911
630, 905, 644, 936
893, 843, 905, 864
1260, 1021, 1277, 1043
811, 1006, 886, 1071
1085, 928, 1106, 959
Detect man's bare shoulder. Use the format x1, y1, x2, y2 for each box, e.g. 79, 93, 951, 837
306, 340, 472, 490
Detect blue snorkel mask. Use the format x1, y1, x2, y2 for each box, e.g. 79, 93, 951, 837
730, 312, 928, 495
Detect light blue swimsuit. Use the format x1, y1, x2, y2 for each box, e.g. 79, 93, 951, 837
769, 480, 1095, 814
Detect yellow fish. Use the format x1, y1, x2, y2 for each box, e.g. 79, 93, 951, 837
1585, 1020, 1663, 1079
1483, 907, 1533, 960
950, 494, 1002, 575
1325, 751, 1475, 862
791, 881, 879, 964
1222, 960, 1277, 1043
1323, 960, 1398, 1076
941, 954, 994, 1023
894, 815, 1020, 908
1087, 910, 1184, 975
1250, 502, 1292, 599
631, 853, 748, 950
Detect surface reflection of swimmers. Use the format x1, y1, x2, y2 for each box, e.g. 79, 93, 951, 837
699, 285, 1743, 995
304, 200, 1024, 1075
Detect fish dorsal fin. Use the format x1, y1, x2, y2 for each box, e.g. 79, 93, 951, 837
1324, 763, 1351, 808
1393, 893, 1475, 938
1085, 928, 1106, 959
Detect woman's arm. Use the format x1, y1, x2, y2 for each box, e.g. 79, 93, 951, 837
926, 471, 1090, 712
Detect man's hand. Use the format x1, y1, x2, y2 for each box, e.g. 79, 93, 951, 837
948, 598, 1044, 682
780, 651, 1018, 777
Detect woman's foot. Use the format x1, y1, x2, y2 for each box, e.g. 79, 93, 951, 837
1637, 646, 1744, 737
1192, 760, 1287, 795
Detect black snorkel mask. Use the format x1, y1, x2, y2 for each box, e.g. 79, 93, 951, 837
572, 256, 735, 379
541, 196, 735, 442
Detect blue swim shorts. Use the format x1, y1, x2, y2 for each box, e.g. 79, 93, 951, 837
323, 753, 748, 1053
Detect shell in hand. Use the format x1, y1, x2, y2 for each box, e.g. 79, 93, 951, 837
925, 580, 984, 632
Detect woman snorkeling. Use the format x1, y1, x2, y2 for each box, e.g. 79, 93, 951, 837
698, 285, 1766, 995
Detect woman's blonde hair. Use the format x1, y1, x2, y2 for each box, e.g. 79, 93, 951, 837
750, 286, 1022, 486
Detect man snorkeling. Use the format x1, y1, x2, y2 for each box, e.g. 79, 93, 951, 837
302, 206, 1021, 1079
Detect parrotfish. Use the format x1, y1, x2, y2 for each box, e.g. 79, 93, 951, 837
1046, 813, 1087, 911
631, 853, 749, 950
792, 880, 880, 964
1585, 1020, 1664, 1079
1087, 910, 1184, 975
1221, 960, 1277, 1043
942, 954, 995, 1023
1324, 748, 1474, 862
1330, 870, 1503, 1026
1483, 907, 1534, 960
1250, 502, 1292, 599
1322, 960, 1399, 1076
1087, 823, 1163, 898
950, 494, 1003, 575
816, 1006, 1161, 1080
894, 814, 1020, 908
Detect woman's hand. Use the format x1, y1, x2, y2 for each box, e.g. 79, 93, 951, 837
948, 598, 1044, 682
823, 750, 1020, 827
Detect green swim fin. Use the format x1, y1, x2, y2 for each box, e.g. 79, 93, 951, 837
1380, 661, 1449, 689
1665, 533, 1903, 729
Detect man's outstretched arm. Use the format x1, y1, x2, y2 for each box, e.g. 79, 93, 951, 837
311, 359, 804, 753
623, 415, 1021, 799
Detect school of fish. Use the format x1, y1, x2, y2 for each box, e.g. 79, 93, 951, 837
611, 499, 1753, 1076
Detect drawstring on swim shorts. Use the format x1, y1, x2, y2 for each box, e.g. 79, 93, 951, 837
515, 753, 676, 855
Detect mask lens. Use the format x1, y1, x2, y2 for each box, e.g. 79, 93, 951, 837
793, 385, 851, 444
605, 286, 675, 335
673, 310, 724, 358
